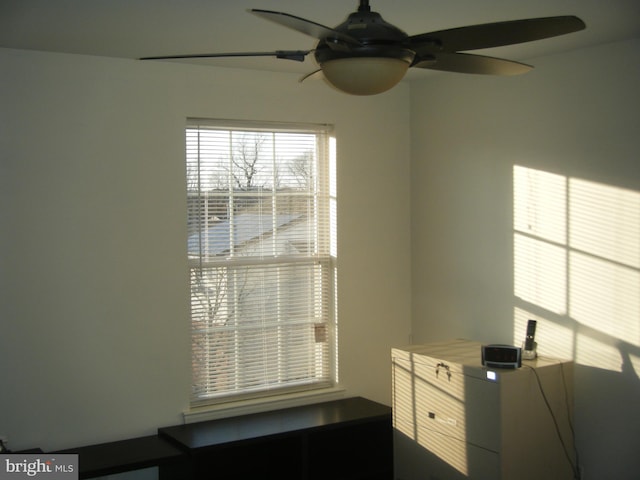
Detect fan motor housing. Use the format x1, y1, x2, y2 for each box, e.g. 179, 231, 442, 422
337, 10, 408, 44
315, 10, 415, 65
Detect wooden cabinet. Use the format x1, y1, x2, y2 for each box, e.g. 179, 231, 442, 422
307, 420, 393, 480
159, 397, 393, 480
392, 339, 576, 480
54, 435, 186, 480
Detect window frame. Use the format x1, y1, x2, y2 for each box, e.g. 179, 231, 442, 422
186, 118, 338, 408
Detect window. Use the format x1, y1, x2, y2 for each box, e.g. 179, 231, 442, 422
186, 119, 337, 406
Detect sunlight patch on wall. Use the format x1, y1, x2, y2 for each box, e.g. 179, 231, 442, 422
569, 178, 640, 268
514, 235, 567, 315
513, 166, 566, 244
513, 166, 640, 373
570, 252, 640, 345
575, 333, 625, 371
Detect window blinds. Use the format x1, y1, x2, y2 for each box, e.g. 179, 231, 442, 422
186, 119, 336, 405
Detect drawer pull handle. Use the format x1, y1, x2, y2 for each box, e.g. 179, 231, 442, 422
435, 362, 452, 381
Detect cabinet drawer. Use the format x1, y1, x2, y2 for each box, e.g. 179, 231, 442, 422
394, 422, 499, 480
393, 357, 500, 452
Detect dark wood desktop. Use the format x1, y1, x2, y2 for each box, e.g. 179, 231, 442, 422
159, 396, 393, 480
55, 396, 392, 480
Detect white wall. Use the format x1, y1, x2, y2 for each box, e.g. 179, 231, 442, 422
4, 37, 637, 479
410, 39, 640, 479
0, 48, 412, 451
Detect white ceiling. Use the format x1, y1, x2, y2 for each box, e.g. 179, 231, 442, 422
1, 0, 639, 80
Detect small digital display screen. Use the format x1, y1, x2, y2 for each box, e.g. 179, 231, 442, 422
485, 346, 518, 362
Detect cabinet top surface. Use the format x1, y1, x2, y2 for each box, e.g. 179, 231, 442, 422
392, 339, 571, 371
159, 396, 391, 451
55, 435, 185, 477
394, 339, 483, 365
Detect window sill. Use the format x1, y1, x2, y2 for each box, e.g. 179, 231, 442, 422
183, 386, 347, 424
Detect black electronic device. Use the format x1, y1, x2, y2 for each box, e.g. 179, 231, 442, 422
481, 344, 522, 369
525, 320, 537, 351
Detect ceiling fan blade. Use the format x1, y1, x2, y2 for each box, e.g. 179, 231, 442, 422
250, 9, 361, 46
140, 50, 311, 62
410, 16, 585, 53
414, 52, 532, 75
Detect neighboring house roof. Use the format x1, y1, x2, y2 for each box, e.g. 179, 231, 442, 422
188, 213, 302, 256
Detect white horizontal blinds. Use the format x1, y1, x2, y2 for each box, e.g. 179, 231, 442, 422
187, 120, 334, 405
190, 262, 331, 401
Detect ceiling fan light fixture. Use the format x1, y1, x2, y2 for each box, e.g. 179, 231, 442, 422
320, 57, 410, 95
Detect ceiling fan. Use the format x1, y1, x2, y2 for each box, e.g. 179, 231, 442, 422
140, 0, 586, 95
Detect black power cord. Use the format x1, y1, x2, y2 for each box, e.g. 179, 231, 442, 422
524, 362, 581, 480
